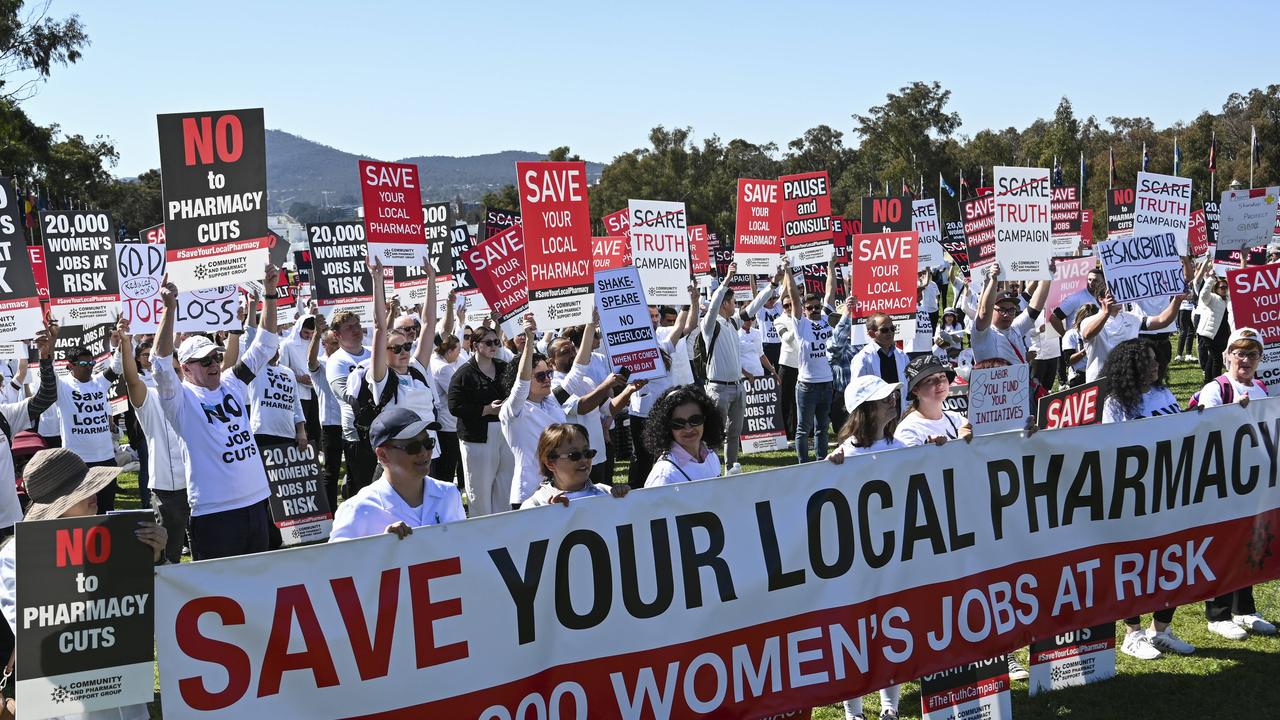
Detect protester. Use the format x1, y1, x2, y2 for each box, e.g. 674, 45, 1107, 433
325, 305, 374, 498
329, 408, 464, 541
625, 354, 671, 488
895, 356, 973, 446
547, 312, 633, 485
851, 312, 909, 413
368, 258, 440, 462
1026, 320, 1061, 393
520, 423, 628, 508
1193, 260, 1232, 383
737, 314, 777, 383
780, 259, 837, 463
52, 327, 124, 511
307, 317, 344, 511
825, 296, 860, 435
0, 321, 57, 536
152, 265, 282, 560
1048, 264, 1105, 336
248, 344, 307, 451
1175, 289, 1198, 363
429, 334, 466, 491
1060, 304, 1094, 388
653, 296, 699, 386
933, 307, 965, 359
970, 262, 1052, 367
643, 385, 724, 486
774, 290, 800, 443
1079, 290, 1181, 383
448, 323, 515, 516
280, 315, 320, 449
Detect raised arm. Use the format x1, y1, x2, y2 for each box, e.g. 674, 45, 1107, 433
668, 282, 699, 343
261, 264, 280, 336
973, 263, 1002, 332
25, 319, 58, 423
782, 261, 802, 317
823, 256, 838, 309
371, 258, 389, 383
746, 261, 783, 317
575, 310, 598, 368
118, 321, 148, 408
440, 288, 458, 342
306, 314, 326, 372
1079, 296, 1113, 342
1027, 271, 1052, 314
414, 259, 438, 369
702, 263, 734, 340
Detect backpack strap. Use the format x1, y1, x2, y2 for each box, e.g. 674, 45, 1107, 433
0, 414, 10, 445
1216, 375, 1234, 405
373, 372, 399, 413
706, 320, 722, 368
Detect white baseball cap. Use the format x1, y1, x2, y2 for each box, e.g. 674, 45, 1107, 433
1227, 327, 1266, 352
844, 376, 902, 413
177, 335, 220, 364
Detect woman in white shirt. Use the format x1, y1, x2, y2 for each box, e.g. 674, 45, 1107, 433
370, 258, 441, 456
933, 307, 965, 359
895, 355, 972, 447
521, 423, 628, 508
429, 335, 466, 491
500, 315, 576, 506
643, 385, 724, 486
1060, 304, 1096, 387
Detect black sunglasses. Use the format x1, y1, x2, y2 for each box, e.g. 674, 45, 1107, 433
670, 414, 705, 430
533, 370, 553, 382
478, 339, 501, 347
805, 305, 821, 312
549, 448, 598, 462
387, 435, 436, 455
192, 354, 223, 367
874, 325, 895, 334
71, 359, 95, 367
386, 342, 413, 354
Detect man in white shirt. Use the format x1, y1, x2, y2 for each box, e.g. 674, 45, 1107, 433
152, 265, 282, 560
325, 308, 374, 497
329, 407, 464, 542
1079, 290, 1181, 383
54, 330, 125, 510
780, 261, 837, 462
281, 315, 320, 449
1048, 265, 1105, 336
969, 262, 1052, 366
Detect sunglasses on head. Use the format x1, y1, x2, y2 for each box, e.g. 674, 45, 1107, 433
533, 370, 553, 382
386, 435, 436, 455
386, 342, 413, 354
549, 448, 598, 462
670, 414, 705, 430
191, 353, 223, 368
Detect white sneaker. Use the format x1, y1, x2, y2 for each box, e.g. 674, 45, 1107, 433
1233, 613, 1277, 635
1146, 627, 1195, 654
1207, 620, 1249, 640
726, 463, 742, 476
1121, 631, 1162, 659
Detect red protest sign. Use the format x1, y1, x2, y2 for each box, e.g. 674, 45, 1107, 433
1080, 208, 1094, 249
962, 194, 996, 277
142, 223, 166, 244
850, 231, 918, 329
734, 179, 781, 274
1037, 378, 1107, 430
516, 161, 593, 327
689, 224, 712, 276
463, 224, 529, 336
1189, 209, 1210, 256
779, 171, 833, 267
591, 236, 630, 273
359, 160, 425, 266
1227, 263, 1280, 346
602, 207, 630, 237
26, 245, 48, 299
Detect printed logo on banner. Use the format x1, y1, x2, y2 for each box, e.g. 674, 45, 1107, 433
1217, 187, 1280, 252
734, 179, 782, 274
993, 166, 1052, 280
742, 375, 787, 453
593, 267, 665, 381
1133, 172, 1192, 254
157, 108, 269, 290
1095, 232, 1187, 304
360, 160, 426, 266
1036, 378, 1108, 430
1227, 263, 1280, 395
1028, 624, 1117, 696
0, 177, 44, 341
261, 441, 333, 545
628, 199, 690, 303
518, 161, 594, 328
484, 207, 521, 240
968, 363, 1029, 435
463, 224, 529, 337
115, 242, 166, 333
1107, 187, 1135, 237
40, 211, 121, 325
961, 194, 996, 280
306, 221, 373, 321
911, 199, 943, 270
850, 231, 918, 336
174, 285, 241, 333
779, 171, 833, 267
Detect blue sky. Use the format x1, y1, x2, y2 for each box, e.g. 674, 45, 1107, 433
21, 0, 1279, 177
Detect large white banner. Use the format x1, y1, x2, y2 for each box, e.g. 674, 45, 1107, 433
156, 400, 1280, 719
1133, 172, 1192, 255
993, 167, 1052, 280
628, 199, 690, 304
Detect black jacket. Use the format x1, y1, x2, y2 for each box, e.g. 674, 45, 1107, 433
447, 355, 509, 443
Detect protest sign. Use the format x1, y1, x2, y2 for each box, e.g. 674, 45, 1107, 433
17, 513, 154, 717
593, 267, 665, 381
52, 322, 112, 372
905, 308, 935, 353
157, 108, 269, 289
1045, 256, 1097, 317
1051, 186, 1082, 236
968, 362, 1029, 434
359, 160, 426, 266
155, 400, 1280, 719
0, 177, 43, 342
1107, 188, 1135, 237
919, 657, 1011, 720
591, 236, 630, 273
629, 199, 690, 303
1203, 200, 1220, 245
602, 207, 629, 238
463, 224, 528, 337
1080, 208, 1094, 249
779, 172, 833, 267
742, 375, 786, 453
1036, 378, 1107, 430
392, 203, 455, 310
41, 210, 120, 325
850, 231, 918, 336
961, 194, 996, 279
689, 224, 713, 287
141, 222, 165, 244
912, 199, 943, 270
1188, 209, 1210, 257
1133, 172, 1192, 254
861, 196, 912, 234
1028, 624, 1116, 696
174, 285, 241, 333
484, 207, 521, 240
293, 249, 311, 286
1095, 232, 1186, 304
447, 224, 488, 315
1217, 187, 1280, 252
942, 384, 969, 414
518, 161, 594, 328
1227, 263, 1280, 394
993, 166, 1052, 279
115, 241, 166, 333
307, 221, 373, 321
735, 179, 782, 273
261, 441, 332, 546
941, 220, 970, 274
27, 244, 49, 300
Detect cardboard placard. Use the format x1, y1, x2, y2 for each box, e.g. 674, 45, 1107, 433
1227, 263, 1280, 394
157, 108, 270, 289
115, 241, 166, 334
1080, 207, 1094, 249
628, 199, 690, 304
174, 285, 241, 333
1107, 187, 1135, 237
1217, 187, 1280, 252
689, 224, 713, 286
52, 322, 112, 372
912, 199, 943, 270
307, 221, 373, 321
941, 220, 970, 274
920, 657, 1012, 720
261, 441, 333, 545
968, 363, 1030, 435
850, 231, 918, 336
15, 513, 155, 717
593, 267, 665, 381
1188, 209, 1210, 257
861, 196, 912, 234
0, 177, 44, 341
779, 172, 833, 267
359, 160, 426, 266
141, 222, 165, 244
1202, 200, 1220, 245
1095, 232, 1187, 304
1044, 256, 1098, 316
40, 210, 120, 325
517, 161, 594, 328
601, 207, 629, 238
1133, 172, 1192, 254
961, 194, 996, 279
1028, 624, 1117, 696
1051, 186, 1082, 235
447, 224, 489, 316
591, 235, 630, 274
483, 207, 521, 240
993, 166, 1053, 280
463, 224, 528, 337
1036, 378, 1108, 429
734, 179, 782, 274
741, 375, 787, 453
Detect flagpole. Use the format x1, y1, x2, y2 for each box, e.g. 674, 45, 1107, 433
1108, 147, 1114, 189
1210, 130, 1216, 196
1079, 150, 1084, 195
1250, 125, 1256, 187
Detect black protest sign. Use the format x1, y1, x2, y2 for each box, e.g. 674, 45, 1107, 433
961, 194, 996, 276
942, 384, 969, 414
15, 513, 155, 716
267, 228, 289, 269
307, 221, 373, 318
424, 202, 453, 277
157, 108, 269, 290
450, 224, 477, 291
0, 177, 43, 342
40, 211, 120, 326
293, 249, 312, 285
861, 196, 912, 234
52, 322, 112, 371
919, 656, 1011, 720
1203, 200, 1220, 245
1107, 188, 1135, 237
741, 376, 786, 453
1037, 377, 1108, 430
941, 220, 970, 274
484, 207, 521, 240
261, 441, 332, 545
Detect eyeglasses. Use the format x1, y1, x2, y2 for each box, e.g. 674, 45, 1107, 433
995, 305, 1018, 315
670, 414, 705, 430
386, 342, 413, 354
873, 325, 895, 335
533, 370, 553, 382
386, 435, 436, 455
191, 354, 223, 368
71, 359, 95, 367
1230, 350, 1261, 361
478, 339, 501, 347
804, 305, 821, 313
549, 448, 598, 462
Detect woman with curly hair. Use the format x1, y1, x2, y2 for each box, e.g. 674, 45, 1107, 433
520, 423, 628, 508
643, 385, 725, 486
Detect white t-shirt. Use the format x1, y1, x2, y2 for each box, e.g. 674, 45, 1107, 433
629, 369, 674, 418
837, 436, 907, 456
372, 360, 441, 459
500, 379, 578, 504
1101, 386, 1180, 422
1085, 310, 1142, 382
645, 443, 721, 486
656, 326, 694, 386
0, 397, 38, 529
794, 313, 834, 383
1196, 376, 1269, 408
971, 310, 1036, 365
776, 314, 800, 368
54, 373, 116, 462
326, 346, 371, 441
1061, 328, 1087, 376
328, 476, 465, 541
249, 364, 304, 439
1028, 322, 1061, 361
919, 282, 940, 313
520, 481, 612, 508
310, 355, 341, 427
429, 353, 465, 432
552, 365, 605, 468
1055, 287, 1097, 325
894, 410, 966, 447
133, 390, 187, 492
759, 303, 783, 345
739, 327, 765, 376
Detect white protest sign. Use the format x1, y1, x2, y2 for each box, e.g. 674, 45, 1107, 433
993, 166, 1052, 280
911, 199, 944, 270
1095, 232, 1187, 304
1028, 624, 1117, 696
967, 362, 1029, 435
920, 656, 1012, 720
174, 285, 242, 333
1133, 172, 1192, 254
593, 267, 665, 381
115, 242, 166, 333
904, 308, 935, 353
1217, 187, 1280, 252
628, 199, 690, 304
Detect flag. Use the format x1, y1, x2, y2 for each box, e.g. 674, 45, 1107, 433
902, 178, 912, 195
940, 172, 956, 198
1141, 142, 1150, 171
1208, 132, 1217, 173
1052, 155, 1063, 187
1251, 125, 1260, 166
1079, 150, 1086, 191
1173, 136, 1182, 176
1109, 147, 1116, 187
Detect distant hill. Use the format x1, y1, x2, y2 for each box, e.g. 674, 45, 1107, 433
264, 130, 604, 210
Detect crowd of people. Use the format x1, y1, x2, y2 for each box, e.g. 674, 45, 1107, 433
0, 238, 1276, 719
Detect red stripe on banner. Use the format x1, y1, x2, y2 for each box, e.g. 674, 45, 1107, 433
49, 293, 118, 307
1031, 639, 1113, 664
0, 297, 41, 311
169, 236, 270, 262
337, 511, 1280, 719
